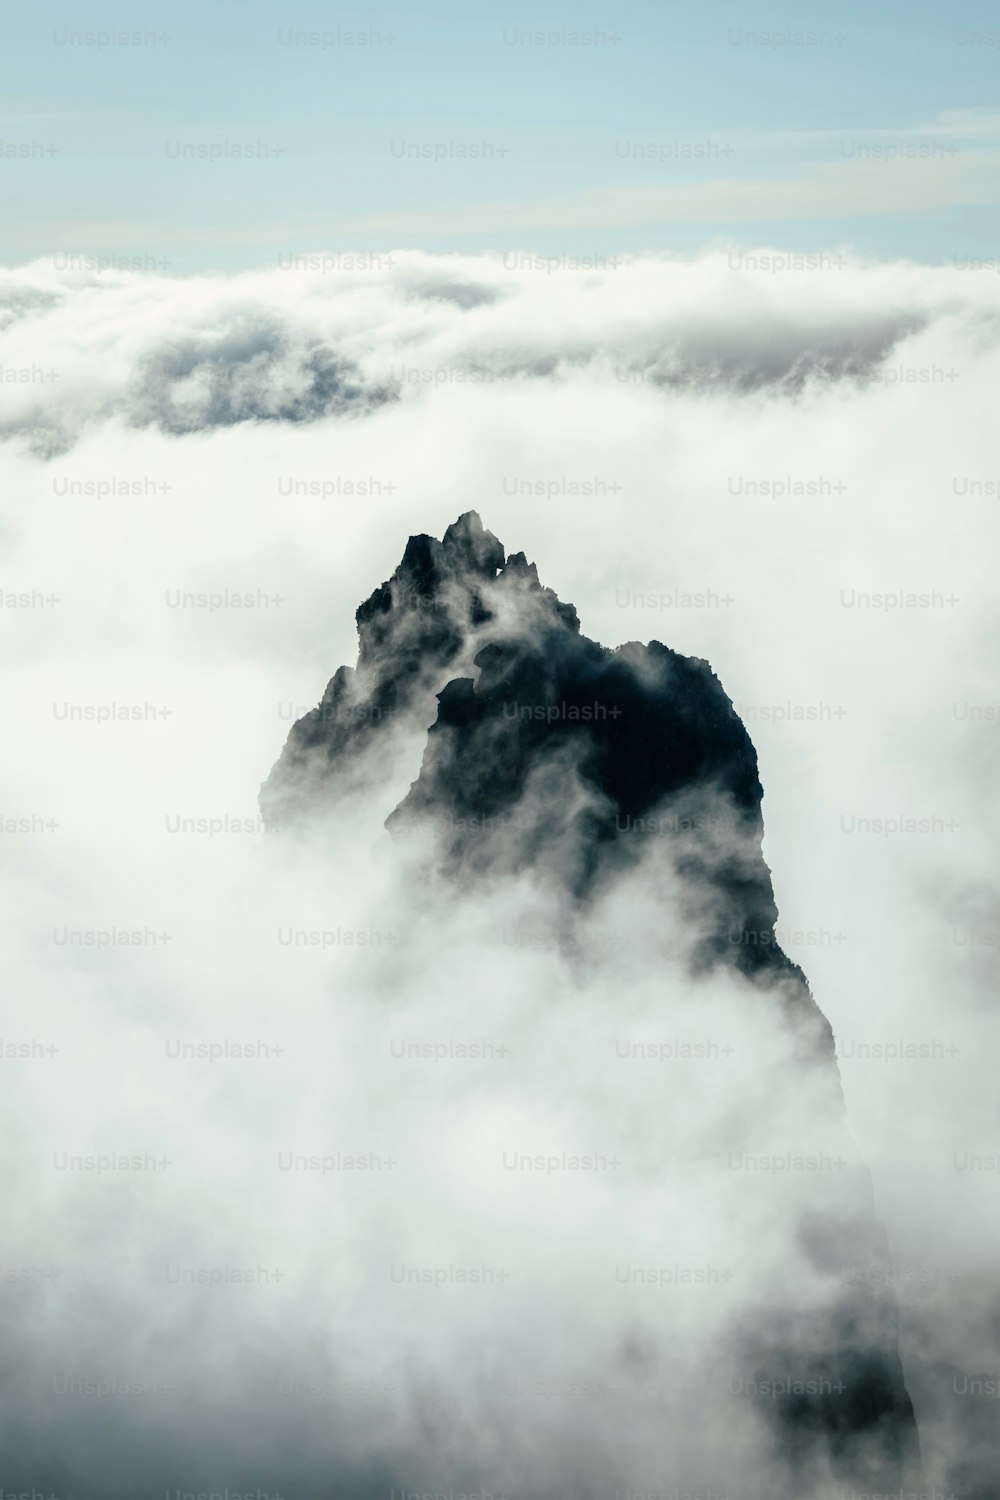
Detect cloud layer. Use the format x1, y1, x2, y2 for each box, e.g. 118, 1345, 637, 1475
1, 250, 998, 1498
2, 247, 995, 455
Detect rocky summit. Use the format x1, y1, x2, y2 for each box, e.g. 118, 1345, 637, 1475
265, 512, 790, 975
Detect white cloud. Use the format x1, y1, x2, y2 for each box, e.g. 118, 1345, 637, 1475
0, 250, 997, 1497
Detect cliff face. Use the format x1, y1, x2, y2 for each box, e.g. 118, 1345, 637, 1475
265, 513, 780, 964
261, 511, 921, 1496
263, 512, 826, 1029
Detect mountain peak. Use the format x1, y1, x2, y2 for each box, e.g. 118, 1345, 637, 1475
264, 513, 773, 973
259, 510, 921, 1491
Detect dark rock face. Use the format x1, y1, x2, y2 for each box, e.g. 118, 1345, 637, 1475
263, 511, 777, 969
261, 510, 922, 1495
260, 512, 506, 826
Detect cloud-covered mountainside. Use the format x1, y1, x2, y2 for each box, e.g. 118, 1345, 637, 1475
263, 510, 920, 1495
0, 249, 992, 457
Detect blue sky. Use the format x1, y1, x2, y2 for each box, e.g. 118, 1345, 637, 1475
3, 0, 1000, 270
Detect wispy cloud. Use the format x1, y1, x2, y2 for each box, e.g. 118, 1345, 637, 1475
332, 147, 1000, 236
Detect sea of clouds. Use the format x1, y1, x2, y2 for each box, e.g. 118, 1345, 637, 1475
1, 250, 998, 1499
